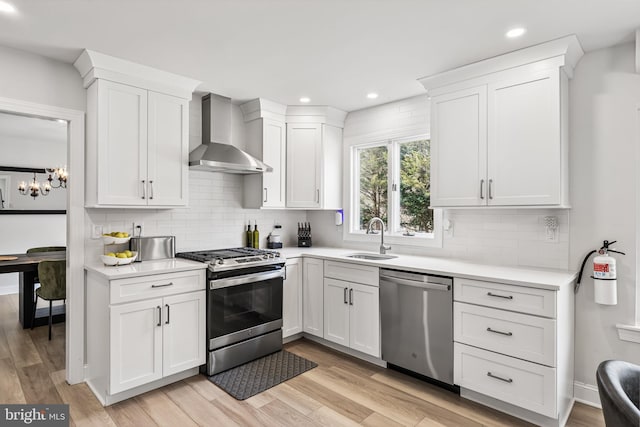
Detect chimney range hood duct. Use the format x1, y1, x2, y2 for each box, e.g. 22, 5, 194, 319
189, 93, 272, 174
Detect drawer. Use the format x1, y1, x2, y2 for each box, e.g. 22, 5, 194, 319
454, 302, 556, 366
324, 260, 378, 286
454, 343, 557, 418
110, 270, 206, 304
454, 278, 556, 318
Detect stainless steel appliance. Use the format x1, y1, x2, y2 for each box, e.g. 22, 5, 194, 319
129, 236, 175, 262
175, 247, 284, 375
379, 268, 455, 387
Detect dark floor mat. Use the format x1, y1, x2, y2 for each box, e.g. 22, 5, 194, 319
208, 350, 318, 400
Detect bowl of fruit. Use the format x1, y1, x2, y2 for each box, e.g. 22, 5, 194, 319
101, 250, 138, 266
102, 231, 131, 245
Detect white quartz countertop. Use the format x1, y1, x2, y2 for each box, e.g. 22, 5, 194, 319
84, 258, 208, 280
278, 247, 576, 290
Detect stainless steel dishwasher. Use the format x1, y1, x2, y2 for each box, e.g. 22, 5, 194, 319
380, 268, 454, 387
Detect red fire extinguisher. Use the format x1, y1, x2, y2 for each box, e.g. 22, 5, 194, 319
577, 240, 625, 305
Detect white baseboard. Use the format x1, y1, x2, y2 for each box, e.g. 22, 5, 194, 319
574, 381, 601, 408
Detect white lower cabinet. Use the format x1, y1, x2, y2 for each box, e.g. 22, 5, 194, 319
86, 269, 206, 405
283, 258, 303, 338
323, 276, 380, 358
302, 258, 324, 337
453, 277, 573, 426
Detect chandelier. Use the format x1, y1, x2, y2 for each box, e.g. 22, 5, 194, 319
18, 172, 50, 199
17, 166, 68, 199
46, 166, 68, 188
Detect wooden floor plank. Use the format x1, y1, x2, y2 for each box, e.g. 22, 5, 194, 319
17, 362, 64, 404
287, 338, 383, 377
566, 402, 606, 427
286, 373, 374, 422
212, 392, 287, 427
50, 369, 117, 427
258, 398, 321, 427
105, 398, 159, 427
164, 381, 241, 427
308, 405, 362, 427
182, 374, 228, 401
5, 327, 43, 368
244, 389, 276, 408
0, 357, 27, 404
266, 382, 323, 415
135, 389, 198, 427
361, 412, 407, 427
371, 369, 532, 427
29, 322, 66, 372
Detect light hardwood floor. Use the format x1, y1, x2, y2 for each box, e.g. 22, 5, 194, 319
0, 293, 604, 426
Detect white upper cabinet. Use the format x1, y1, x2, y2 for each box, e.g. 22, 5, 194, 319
241, 99, 288, 208
286, 106, 346, 210
74, 49, 200, 208
420, 35, 583, 208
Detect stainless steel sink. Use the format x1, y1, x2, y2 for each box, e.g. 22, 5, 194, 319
346, 253, 398, 260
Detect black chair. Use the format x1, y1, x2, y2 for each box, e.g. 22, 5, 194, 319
596, 360, 640, 427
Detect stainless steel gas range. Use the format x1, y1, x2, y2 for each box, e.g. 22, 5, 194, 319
176, 247, 285, 376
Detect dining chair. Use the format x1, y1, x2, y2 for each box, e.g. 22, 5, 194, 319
31, 259, 66, 340
26, 246, 66, 253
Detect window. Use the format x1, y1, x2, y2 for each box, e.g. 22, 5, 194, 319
349, 136, 441, 246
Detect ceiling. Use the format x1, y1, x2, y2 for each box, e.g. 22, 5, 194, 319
0, 0, 639, 111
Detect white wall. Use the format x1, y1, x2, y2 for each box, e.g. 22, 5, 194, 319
0, 45, 85, 111
570, 41, 640, 390
0, 45, 78, 294
310, 95, 570, 270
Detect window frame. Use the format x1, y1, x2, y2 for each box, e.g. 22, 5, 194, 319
344, 134, 442, 248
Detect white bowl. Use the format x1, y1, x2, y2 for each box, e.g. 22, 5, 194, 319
101, 251, 137, 266
102, 235, 131, 245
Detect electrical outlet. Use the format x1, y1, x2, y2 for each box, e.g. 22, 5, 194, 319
92, 225, 104, 239
133, 222, 144, 237
544, 216, 558, 242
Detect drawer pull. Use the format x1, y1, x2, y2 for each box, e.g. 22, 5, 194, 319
487, 372, 513, 383
487, 327, 513, 336
487, 292, 513, 300
152, 282, 174, 288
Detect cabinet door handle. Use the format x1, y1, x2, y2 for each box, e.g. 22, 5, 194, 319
165, 304, 170, 324
349, 288, 353, 305
142, 180, 146, 199
487, 372, 513, 383
316, 189, 320, 204
486, 327, 513, 336
156, 305, 162, 326
487, 292, 513, 300
152, 282, 174, 288
264, 188, 268, 203
149, 180, 154, 200
283, 265, 287, 281
480, 179, 485, 200
488, 179, 493, 200
343, 287, 348, 304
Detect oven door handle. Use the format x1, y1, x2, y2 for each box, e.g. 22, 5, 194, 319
209, 269, 285, 289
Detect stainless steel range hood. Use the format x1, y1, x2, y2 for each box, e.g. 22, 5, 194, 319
189, 93, 272, 174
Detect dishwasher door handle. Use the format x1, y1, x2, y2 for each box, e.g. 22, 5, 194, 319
380, 275, 451, 291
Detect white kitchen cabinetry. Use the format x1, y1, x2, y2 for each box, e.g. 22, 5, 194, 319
323, 261, 380, 357
421, 36, 583, 208
86, 80, 188, 207
74, 49, 199, 208
302, 257, 324, 337
453, 277, 573, 427
86, 269, 206, 405
286, 106, 346, 209
241, 99, 288, 208
282, 258, 303, 338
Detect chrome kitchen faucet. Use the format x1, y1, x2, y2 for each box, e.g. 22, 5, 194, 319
367, 217, 391, 254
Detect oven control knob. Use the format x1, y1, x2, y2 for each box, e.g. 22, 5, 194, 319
274, 252, 281, 258
217, 258, 224, 265
269, 253, 274, 258
263, 255, 269, 259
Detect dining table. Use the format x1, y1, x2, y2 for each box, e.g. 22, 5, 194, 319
0, 251, 66, 329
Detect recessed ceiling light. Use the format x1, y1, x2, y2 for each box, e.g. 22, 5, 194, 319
299, 97, 310, 103
0, 1, 16, 14
367, 93, 379, 99
505, 27, 526, 38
